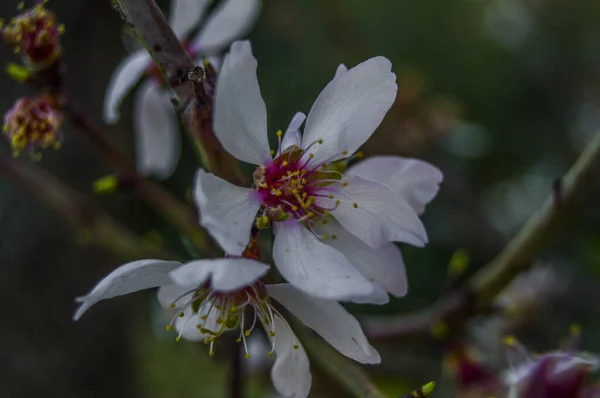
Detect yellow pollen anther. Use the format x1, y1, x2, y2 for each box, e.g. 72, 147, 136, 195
355, 151, 364, 158
260, 182, 268, 188
292, 189, 298, 194
332, 235, 337, 240
276, 130, 283, 138
335, 200, 341, 205
293, 344, 299, 350
270, 150, 275, 155
201, 315, 207, 320
166, 325, 173, 332
175, 336, 181, 342
169, 303, 175, 309
503, 335, 518, 347
291, 205, 298, 211
204, 338, 210, 344
281, 160, 289, 167
353, 202, 358, 208
236, 337, 242, 343
317, 139, 323, 144
209, 350, 215, 357
341, 181, 349, 187
342, 150, 348, 155
268, 351, 274, 357
328, 194, 334, 199
209, 336, 215, 342
323, 210, 330, 215
323, 234, 329, 239
178, 312, 185, 318
245, 353, 251, 359
269, 330, 275, 337
309, 153, 314, 159
245, 330, 251, 337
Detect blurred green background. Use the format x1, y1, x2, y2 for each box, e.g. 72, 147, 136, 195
1, 0, 600, 397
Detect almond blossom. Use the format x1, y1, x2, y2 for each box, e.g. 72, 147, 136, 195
194, 40, 442, 302
74, 256, 379, 398
103, 0, 261, 178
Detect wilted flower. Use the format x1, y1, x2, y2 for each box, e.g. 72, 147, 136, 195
195, 40, 442, 301
104, 0, 261, 179
0, 1, 64, 70
3, 94, 62, 158
74, 256, 379, 398
503, 336, 599, 398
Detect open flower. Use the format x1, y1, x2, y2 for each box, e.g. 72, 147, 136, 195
74, 256, 379, 398
194, 41, 442, 301
3, 94, 63, 159
103, 0, 261, 178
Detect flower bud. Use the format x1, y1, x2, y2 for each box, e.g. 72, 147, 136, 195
3, 94, 63, 158
1, 1, 64, 70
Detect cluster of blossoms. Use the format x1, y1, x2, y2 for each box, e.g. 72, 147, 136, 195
0, 0, 64, 70
3, 94, 62, 158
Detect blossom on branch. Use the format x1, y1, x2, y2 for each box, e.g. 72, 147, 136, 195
74, 256, 379, 398
3, 94, 62, 159
103, 0, 261, 179
0, 1, 64, 70
195, 41, 443, 302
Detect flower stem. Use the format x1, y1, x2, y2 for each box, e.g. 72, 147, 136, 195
365, 130, 600, 341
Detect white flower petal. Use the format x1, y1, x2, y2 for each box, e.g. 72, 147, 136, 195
190, 0, 262, 54
134, 81, 180, 179
214, 41, 270, 165
169, 258, 269, 292
103, 50, 151, 124
323, 176, 428, 248
333, 63, 348, 79
279, 112, 306, 152
272, 221, 374, 301
174, 309, 205, 341
319, 220, 407, 298
73, 260, 181, 321
194, 169, 262, 255
157, 283, 191, 308
268, 284, 380, 364
347, 284, 389, 305
348, 156, 443, 215
269, 315, 311, 398
170, 0, 213, 38
302, 57, 397, 165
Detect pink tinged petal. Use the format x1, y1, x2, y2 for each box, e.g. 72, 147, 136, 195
134, 81, 180, 179
194, 169, 262, 255
333, 63, 348, 79
269, 315, 311, 398
279, 112, 306, 152
214, 41, 271, 165
103, 50, 151, 124
302, 57, 397, 165
169, 0, 213, 39
190, 0, 262, 54
320, 220, 407, 298
323, 176, 428, 248
268, 284, 380, 364
73, 260, 181, 321
272, 221, 374, 301
347, 156, 443, 215
169, 258, 269, 292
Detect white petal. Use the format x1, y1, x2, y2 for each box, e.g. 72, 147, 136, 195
103, 50, 151, 124
322, 176, 428, 248
169, 258, 269, 292
190, 0, 262, 54
73, 260, 181, 321
169, 0, 212, 38
272, 221, 374, 300
268, 284, 380, 364
269, 315, 311, 398
213, 40, 271, 165
279, 112, 306, 152
347, 284, 389, 305
156, 283, 191, 308
302, 57, 397, 165
347, 156, 443, 215
319, 220, 407, 298
134, 81, 180, 179
333, 63, 348, 79
174, 309, 205, 341
194, 169, 262, 255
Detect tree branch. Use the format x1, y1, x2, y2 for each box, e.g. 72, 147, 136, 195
0, 150, 178, 261
365, 130, 600, 341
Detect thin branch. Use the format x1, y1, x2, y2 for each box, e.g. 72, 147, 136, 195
0, 150, 178, 261
66, 102, 219, 257
365, 130, 600, 341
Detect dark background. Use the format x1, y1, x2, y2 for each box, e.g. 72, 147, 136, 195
1, 0, 600, 397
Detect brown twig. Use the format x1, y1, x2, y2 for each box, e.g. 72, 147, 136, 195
66, 102, 219, 257
365, 130, 600, 341
0, 150, 178, 261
